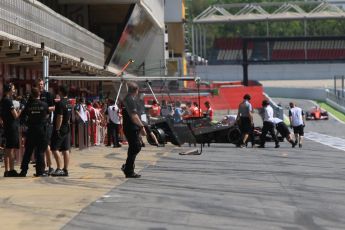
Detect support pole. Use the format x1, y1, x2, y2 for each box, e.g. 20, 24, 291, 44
146, 81, 159, 104
192, 24, 195, 63
341, 75, 344, 97
196, 77, 201, 117
203, 26, 207, 64
43, 55, 49, 91
115, 81, 124, 105
242, 39, 249, 86
195, 26, 199, 61
199, 25, 203, 61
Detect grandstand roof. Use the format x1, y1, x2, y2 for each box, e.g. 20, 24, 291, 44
193, 1, 345, 24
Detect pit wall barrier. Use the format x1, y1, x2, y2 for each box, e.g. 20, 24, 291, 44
144, 81, 264, 111
264, 87, 327, 101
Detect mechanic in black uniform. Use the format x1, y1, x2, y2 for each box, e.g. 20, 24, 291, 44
0, 83, 22, 177
50, 85, 72, 177
121, 82, 147, 178
37, 78, 55, 174
19, 87, 49, 177
272, 117, 296, 148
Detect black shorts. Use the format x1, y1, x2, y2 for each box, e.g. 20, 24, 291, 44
50, 130, 70, 151
239, 117, 252, 134
46, 124, 53, 145
276, 122, 290, 138
4, 128, 19, 149
293, 125, 304, 136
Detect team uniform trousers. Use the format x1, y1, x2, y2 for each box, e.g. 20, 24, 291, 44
276, 122, 290, 139
21, 125, 48, 175
239, 117, 254, 145
123, 128, 141, 174
107, 121, 120, 146
260, 121, 278, 145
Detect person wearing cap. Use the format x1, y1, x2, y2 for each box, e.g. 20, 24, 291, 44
236, 94, 254, 147
204, 101, 214, 121
258, 100, 279, 148
0, 83, 22, 177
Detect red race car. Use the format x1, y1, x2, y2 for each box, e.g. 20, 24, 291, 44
305, 106, 329, 120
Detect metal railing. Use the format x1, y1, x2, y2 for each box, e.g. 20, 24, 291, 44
326, 75, 345, 108
0, 0, 105, 66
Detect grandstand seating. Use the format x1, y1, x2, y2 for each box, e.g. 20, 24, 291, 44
209, 38, 345, 64
271, 40, 345, 60
211, 38, 254, 64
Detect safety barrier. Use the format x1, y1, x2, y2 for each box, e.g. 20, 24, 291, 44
326, 79, 345, 114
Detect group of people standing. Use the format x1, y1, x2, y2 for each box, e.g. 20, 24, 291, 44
149, 99, 214, 123
236, 94, 305, 148
5, 80, 309, 179
0, 80, 71, 177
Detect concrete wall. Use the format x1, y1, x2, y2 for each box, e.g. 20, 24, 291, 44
165, 0, 183, 22
196, 63, 345, 81
264, 87, 328, 101
326, 98, 345, 114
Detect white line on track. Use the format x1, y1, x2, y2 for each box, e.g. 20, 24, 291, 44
305, 131, 345, 152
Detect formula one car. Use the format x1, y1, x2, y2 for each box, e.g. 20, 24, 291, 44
147, 116, 283, 147
305, 106, 329, 120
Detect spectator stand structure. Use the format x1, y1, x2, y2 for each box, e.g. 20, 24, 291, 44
192, 1, 345, 86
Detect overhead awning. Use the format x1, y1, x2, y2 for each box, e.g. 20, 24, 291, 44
193, 2, 345, 24
49, 75, 196, 81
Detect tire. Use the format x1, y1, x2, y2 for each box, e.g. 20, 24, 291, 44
227, 127, 241, 144
146, 130, 157, 146
153, 128, 166, 144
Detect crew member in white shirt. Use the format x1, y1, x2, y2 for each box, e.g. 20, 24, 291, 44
289, 102, 305, 148
259, 100, 279, 148
106, 99, 121, 148
272, 117, 296, 148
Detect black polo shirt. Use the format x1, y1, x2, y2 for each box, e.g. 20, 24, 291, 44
22, 98, 48, 126
53, 98, 72, 134
40, 90, 54, 107
0, 97, 18, 130
122, 94, 140, 131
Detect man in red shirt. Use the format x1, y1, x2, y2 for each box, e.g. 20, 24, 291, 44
149, 100, 161, 117
86, 101, 97, 145
192, 102, 201, 117
204, 101, 214, 121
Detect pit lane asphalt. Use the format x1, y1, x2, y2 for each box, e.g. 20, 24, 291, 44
64, 99, 345, 230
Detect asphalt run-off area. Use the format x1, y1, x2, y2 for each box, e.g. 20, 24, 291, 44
1, 99, 345, 230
